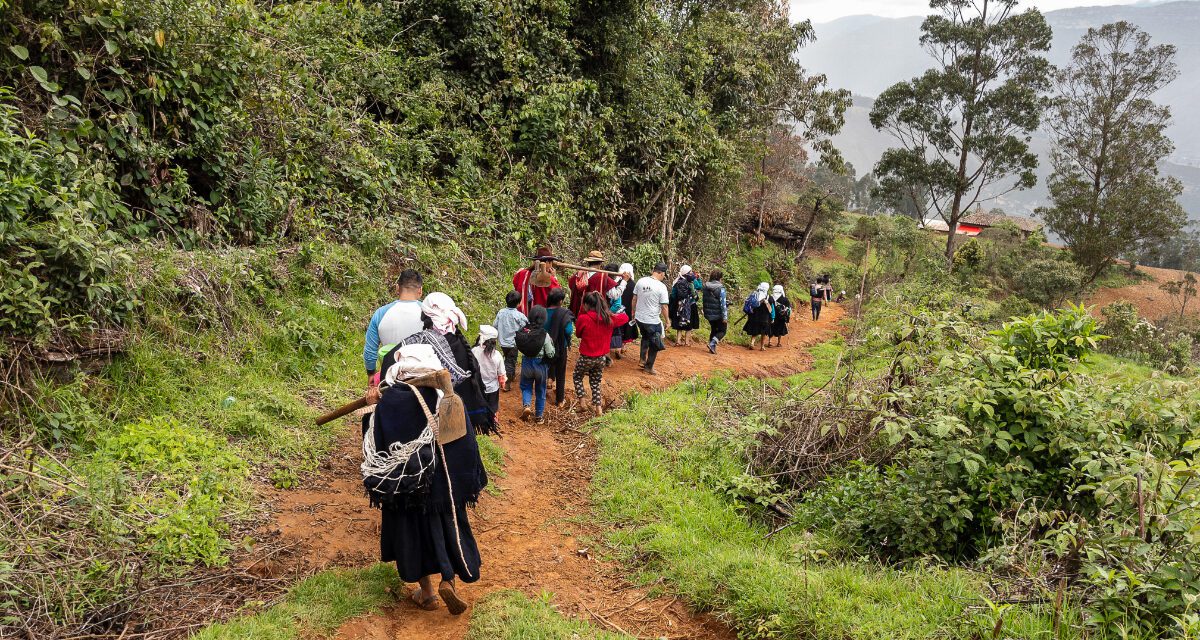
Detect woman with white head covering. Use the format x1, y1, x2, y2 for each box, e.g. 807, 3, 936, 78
742, 282, 775, 351
768, 285, 792, 348
471, 325, 505, 415
669, 264, 701, 346
615, 263, 639, 356
388, 292, 498, 437
367, 343, 487, 615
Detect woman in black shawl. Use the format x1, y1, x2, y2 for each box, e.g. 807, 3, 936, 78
617, 263, 638, 355
369, 293, 490, 614
669, 265, 701, 346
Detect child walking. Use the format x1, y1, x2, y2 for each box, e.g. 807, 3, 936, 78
493, 290, 528, 392
574, 292, 628, 416
517, 306, 555, 424
471, 325, 506, 416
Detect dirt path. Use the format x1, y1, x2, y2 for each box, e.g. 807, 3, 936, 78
263, 304, 845, 639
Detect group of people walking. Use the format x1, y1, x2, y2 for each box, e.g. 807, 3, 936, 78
355, 251, 839, 616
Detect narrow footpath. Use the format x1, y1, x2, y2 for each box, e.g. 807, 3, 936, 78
263, 305, 845, 639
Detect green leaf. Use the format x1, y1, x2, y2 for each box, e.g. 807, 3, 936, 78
9, 45, 29, 60
28, 66, 48, 83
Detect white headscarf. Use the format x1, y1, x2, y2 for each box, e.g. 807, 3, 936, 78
384, 344, 444, 387
756, 282, 769, 303
772, 284, 784, 301
678, 264, 693, 280
478, 324, 498, 342
619, 263, 634, 278
421, 292, 468, 335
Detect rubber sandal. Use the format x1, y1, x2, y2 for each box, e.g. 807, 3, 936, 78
439, 581, 468, 616
411, 589, 439, 611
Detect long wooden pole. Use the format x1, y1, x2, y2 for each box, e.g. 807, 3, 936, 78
316, 397, 370, 426
554, 262, 624, 277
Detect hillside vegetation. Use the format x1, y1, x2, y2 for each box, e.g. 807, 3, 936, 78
4, 1, 1200, 639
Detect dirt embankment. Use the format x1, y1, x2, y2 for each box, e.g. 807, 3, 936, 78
261, 304, 846, 640
1086, 265, 1197, 321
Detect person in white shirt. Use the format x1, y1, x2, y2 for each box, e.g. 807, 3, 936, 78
471, 324, 506, 415
631, 262, 670, 375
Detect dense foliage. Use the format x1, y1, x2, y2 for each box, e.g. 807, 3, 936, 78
0, 0, 845, 342
793, 299, 1199, 637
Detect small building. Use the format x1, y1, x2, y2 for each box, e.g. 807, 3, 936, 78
922, 208, 1043, 238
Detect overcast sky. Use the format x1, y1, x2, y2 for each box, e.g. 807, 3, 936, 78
790, 0, 1145, 24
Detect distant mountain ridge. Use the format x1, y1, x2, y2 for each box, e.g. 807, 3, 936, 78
797, 2, 1200, 220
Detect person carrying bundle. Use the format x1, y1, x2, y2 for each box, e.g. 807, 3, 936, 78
512, 247, 560, 315
810, 278, 825, 321
669, 265, 701, 346
514, 305, 555, 424
364, 342, 487, 616
568, 250, 624, 317
573, 291, 628, 416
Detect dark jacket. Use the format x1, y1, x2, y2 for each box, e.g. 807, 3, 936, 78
544, 307, 574, 364
702, 281, 727, 321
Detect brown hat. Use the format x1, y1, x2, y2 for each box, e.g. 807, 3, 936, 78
533, 247, 555, 262
583, 250, 605, 265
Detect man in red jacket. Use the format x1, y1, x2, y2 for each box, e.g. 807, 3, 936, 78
512, 247, 560, 315
572, 291, 629, 416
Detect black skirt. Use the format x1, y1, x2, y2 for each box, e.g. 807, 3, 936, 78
742, 300, 773, 336
381, 480, 482, 583
771, 297, 791, 337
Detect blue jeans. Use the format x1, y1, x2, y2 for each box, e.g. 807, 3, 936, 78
520, 358, 549, 417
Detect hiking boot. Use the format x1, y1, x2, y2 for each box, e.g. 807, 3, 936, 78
643, 367, 657, 376
707, 340, 717, 354
535, 414, 546, 425
521, 405, 532, 421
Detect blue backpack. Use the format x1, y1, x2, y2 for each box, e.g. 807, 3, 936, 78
742, 294, 756, 314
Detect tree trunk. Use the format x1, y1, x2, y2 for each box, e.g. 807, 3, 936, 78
755, 144, 768, 238
796, 198, 823, 260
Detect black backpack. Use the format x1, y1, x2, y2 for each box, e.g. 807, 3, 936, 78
514, 324, 547, 358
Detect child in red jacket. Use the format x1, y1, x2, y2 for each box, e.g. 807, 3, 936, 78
573, 291, 629, 416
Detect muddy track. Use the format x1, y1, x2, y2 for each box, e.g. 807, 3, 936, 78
262, 304, 846, 639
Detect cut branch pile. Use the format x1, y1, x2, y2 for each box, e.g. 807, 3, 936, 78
747, 372, 895, 496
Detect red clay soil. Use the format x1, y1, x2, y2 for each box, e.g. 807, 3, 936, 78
262, 304, 845, 640
1086, 265, 1197, 322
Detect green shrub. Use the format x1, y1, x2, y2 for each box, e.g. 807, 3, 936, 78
798, 304, 1199, 636
95, 417, 248, 566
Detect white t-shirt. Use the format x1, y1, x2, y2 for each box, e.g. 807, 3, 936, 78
633, 276, 670, 325
378, 300, 424, 346
471, 345, 506, 393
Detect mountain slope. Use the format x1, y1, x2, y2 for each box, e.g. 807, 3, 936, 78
797, 1, 1200, 165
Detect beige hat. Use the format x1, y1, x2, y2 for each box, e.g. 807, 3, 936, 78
584, 250, 605, 264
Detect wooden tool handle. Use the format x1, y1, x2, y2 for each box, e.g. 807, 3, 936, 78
555, 261, 625, 277
315, 396, 370, 426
